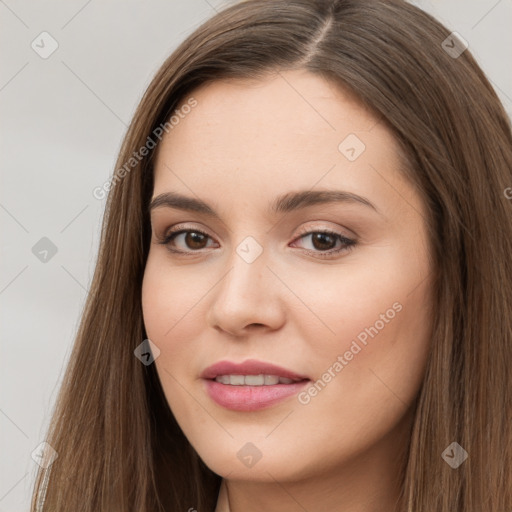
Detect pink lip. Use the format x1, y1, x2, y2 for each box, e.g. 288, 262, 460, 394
200, 359, 310, 381
203, 379, 310, 411
200, 359, 310, 412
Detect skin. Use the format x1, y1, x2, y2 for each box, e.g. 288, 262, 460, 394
141, 69, 434, 512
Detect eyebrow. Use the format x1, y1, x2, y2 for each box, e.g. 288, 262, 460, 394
148, 189, 380, 218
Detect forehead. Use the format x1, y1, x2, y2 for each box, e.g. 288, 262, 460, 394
151, 69, 410, 217
164, 69, 378, 151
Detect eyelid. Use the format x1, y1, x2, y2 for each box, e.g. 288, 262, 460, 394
290, 226, 357, 259
293, 221, 356, 240
160, 221, 358, 241
162, 222, 212, 236
157, 221, 357, 258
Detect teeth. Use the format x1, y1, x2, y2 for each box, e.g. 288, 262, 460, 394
264, 375, 280, 385
214, 374, 300, 386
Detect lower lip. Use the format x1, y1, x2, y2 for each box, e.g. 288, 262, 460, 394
203, 379, 310, 411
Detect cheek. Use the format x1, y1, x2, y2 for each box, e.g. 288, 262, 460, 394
141, 253, 220, 391
141, 255, 206, 342
287, 279, 432, 476
141, 261, 201, 425
292, 247, 433, 411
302, 294, 431, 435
285, 254, 427, 359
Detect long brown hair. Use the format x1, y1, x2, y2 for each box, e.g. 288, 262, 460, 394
31, 0, 512, 510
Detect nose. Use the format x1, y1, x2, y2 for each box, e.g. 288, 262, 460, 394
206, 245, 286, 337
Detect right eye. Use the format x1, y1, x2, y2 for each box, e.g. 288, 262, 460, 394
157, 227, 219, 254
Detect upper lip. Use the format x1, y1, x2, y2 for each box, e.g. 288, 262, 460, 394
200, 359, 310, 381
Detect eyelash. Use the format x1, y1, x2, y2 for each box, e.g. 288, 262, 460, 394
156, 225, 357, 259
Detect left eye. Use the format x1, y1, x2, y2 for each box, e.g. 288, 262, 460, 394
157, 228, 356, 258
292, 230, 353, 253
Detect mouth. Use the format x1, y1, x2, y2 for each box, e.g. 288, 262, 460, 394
200, 358, 310, 382
202, 376, 310, 411
200, 359, 311, 411
210, 374, 309, 386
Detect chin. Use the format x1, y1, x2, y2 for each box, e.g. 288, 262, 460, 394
194, 439, 318, 483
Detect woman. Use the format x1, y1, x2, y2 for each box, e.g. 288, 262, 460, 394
31, 0, 512, 510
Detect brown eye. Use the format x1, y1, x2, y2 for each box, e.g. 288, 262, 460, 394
182, 231, 209, 250
158, 226, 356, 259
310, 232, 337, 251
291, 229, 356, 259
160, 229, 216, 253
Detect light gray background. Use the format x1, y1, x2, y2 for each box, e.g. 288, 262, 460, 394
1, 1, 511, 510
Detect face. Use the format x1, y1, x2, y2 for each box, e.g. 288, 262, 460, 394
141, 69, 434, 484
